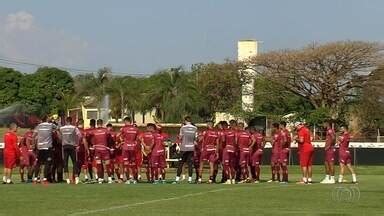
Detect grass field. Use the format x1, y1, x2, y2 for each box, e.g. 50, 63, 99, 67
0, 166, 383, 216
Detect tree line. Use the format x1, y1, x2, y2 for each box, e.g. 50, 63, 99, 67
0, 40, 383, 136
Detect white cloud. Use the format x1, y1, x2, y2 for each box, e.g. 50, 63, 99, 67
0, 11, 89, 71
5, 11, 35, 32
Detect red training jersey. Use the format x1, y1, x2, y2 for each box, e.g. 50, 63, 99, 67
281, 129, 291, 149
202, 129, 219, 152
119, 124, 139, 151
252, 132, 264, 150
339, 132, 350, 152
272, 131, 282, 153
237, 130, 252, 152
152, 132, 168, 156
223, 129, 237, 152
22, 130, 34, 150
140, 131, 155, 155
297, 126, 313, 152
87, 127, 110, 150
4, 131, 19, 154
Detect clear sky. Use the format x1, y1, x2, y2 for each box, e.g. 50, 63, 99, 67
0, 0, 383, 75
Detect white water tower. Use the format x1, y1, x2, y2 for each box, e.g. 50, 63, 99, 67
238, 40, 258, 111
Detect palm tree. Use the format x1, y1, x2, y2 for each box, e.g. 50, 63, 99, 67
56, 91, 84, 116
73, 68, 111, 119
147, 67, 203, 122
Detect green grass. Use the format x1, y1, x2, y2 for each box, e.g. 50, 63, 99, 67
0, 166, 383, 216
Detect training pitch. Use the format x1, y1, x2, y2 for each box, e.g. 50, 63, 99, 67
0, 166, 383, 216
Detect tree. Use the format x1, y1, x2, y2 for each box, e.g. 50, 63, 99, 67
73, 67, 111, 119
252, 77, 314, 119
18, 67, 74, 116
247, 41, 383, 121
106, 76, 150, 121
193, 62, 245, 114
352, 65, 384, 136
0, 67, 23, 108
147, 67, 203, 122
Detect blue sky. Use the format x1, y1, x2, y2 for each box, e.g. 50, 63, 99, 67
0, 0, 383, 75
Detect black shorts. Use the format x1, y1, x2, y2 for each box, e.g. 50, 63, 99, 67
180, 151, 194, 163
63, 146, 77, 173
37, 149, 53, 164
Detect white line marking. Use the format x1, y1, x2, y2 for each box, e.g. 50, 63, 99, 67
67, 188, 235, 216
68, 184, 296, 216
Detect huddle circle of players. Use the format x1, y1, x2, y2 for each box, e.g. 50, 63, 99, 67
2, 116, 357, 185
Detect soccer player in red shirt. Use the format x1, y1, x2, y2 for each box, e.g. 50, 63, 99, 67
320, 121, 336, 184
19, 126, 36, 183
268, 123, 282, 183
106, 123, 119, 182
3, 123, 19, 184
151, 128, 169, 184
295, 122, 314, 184
250, 127, 265, 183
140, 123, 156, 182
76, 119, 89, 182
337, 126, 357, 184
84, 119, 113, 184
198, 121, 219, 184
119, 116, 140, 184
280, 121, 291, 183
222, 121, 237, 184
236, 123, 253, 183
83, 119, 96, 182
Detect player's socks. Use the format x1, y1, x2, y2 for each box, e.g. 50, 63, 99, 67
75, 177, 80, 184
188, 176, 192, 183
255, 165, 260, 181
198, 177, 202, 184
338, 175, 343, 183
352, 174, 357, 183
302, 177, 307, 183
2, 176, 6, 183
175, 176, 180, 182
98, 178, 103, 184
213, 169, 218, 182
275, 165, 281, 182
66, 178, 71, 184
88, 165, 93, 179
208, 176, 213, 184
108, 177, 113, 184
96, 164, 103, 179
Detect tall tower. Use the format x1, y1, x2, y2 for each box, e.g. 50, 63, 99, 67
238, 40, 258, 111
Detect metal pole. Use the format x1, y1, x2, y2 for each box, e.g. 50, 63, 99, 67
166, 145, 170, 168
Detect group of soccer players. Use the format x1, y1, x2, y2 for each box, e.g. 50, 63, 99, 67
2, 115, 358, 185
174, 117, 291, 184
2, 116, 170, 184
174, 117, 357, 185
